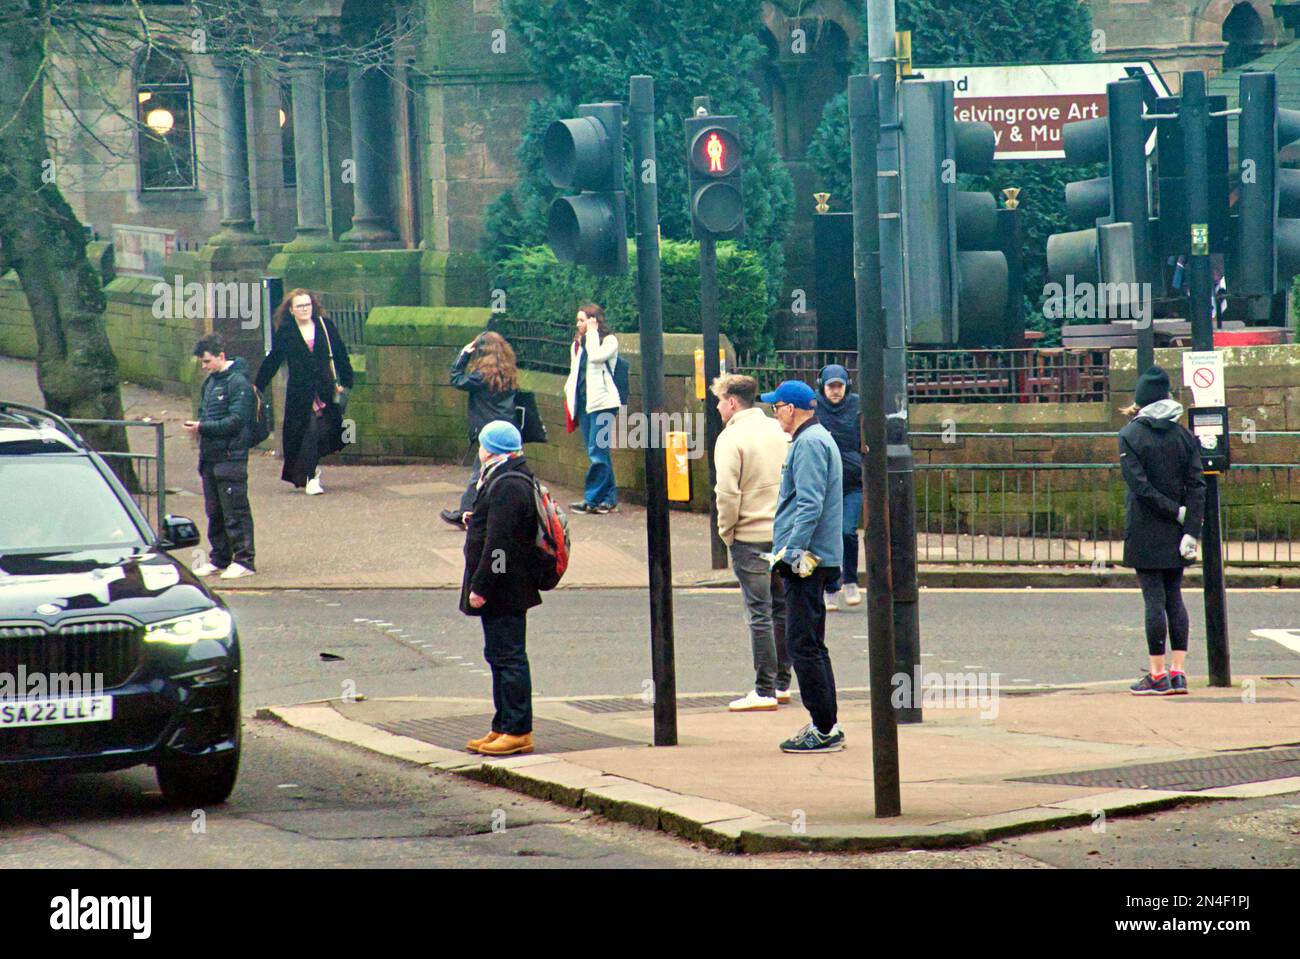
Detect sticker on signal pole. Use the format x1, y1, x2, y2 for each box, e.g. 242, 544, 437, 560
917, 61, 1171, 160
1183, 350, 1225, 407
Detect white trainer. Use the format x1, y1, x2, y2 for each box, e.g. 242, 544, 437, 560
775, 688, 793, 704
219, 562, 256, 580
843, 583, 862, 606
728, 690, 779, 713
824, 589, 841, 611
305, 475, 324, 496
192, 561, 221, 577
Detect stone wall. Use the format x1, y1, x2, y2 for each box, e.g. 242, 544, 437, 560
342, 307, 722, 511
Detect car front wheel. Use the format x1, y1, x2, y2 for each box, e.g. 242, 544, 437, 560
156, 746, 240, 806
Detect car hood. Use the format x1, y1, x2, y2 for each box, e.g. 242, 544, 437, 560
0, 548, 215, 627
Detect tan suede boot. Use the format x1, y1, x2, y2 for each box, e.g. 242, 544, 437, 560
474, 732, 533, 756
466, 731, 503, 752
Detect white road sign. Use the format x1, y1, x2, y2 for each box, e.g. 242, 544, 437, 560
1183, 350, 1226, 408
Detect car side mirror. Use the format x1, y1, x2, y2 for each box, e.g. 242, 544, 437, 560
159, 515, 201, 550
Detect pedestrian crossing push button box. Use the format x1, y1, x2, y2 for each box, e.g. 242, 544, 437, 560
1189, 406, 1230, 474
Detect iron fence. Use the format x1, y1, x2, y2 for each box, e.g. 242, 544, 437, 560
486, 315, 573, 375
732, 348, 1111, 403
318, 290, 380, 353
912, 462, 1300, 566
68, 418, 166, 531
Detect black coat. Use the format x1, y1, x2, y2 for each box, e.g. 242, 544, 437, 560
817, 390, 863, 488
451, 350, 517, 441
196, 357, 254, 467
1119, 411, 1206, 569
254, 317, 354, 481
460, 456, 543, 617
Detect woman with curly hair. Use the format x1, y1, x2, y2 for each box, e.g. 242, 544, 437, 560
440, 330, 520, 529
254, 288, 353, 496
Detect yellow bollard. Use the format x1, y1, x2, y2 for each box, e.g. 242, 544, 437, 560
666, 430, 691, 502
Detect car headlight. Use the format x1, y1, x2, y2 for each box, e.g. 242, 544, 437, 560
144, 608, 233, 645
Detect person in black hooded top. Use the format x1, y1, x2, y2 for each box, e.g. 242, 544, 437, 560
816, 364, 864, 609
1119, 366, 1206, 696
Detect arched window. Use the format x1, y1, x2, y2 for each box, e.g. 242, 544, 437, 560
135, 46, 196, 190
1223, 3, 1266, 71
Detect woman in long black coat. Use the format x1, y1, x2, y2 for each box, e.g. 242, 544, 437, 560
254, 288, 354, 494
1118, 366, 1206, 696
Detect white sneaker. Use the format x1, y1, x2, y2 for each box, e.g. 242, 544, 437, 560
775, 688, 793, 704
843, 583, 862, 606
305, 476, 324, 496
824, 590, 841, 611
728, 690, 779, 713
192, 561, 221, 577
219, 562, 255, 580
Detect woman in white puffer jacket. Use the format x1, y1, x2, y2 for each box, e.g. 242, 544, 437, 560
562, 303, 620, 514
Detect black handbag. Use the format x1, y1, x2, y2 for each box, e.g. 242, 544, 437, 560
514, 390, 548, 444
321, 320, 349, 414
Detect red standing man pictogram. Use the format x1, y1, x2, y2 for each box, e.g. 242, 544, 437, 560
706, 132, 724, 173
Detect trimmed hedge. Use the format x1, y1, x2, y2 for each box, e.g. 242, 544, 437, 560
489, 239, 771, 363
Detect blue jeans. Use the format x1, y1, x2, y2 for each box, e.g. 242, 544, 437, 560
482, 613, 532, 735
579, 407, 618, 507
826, 486, 863, 594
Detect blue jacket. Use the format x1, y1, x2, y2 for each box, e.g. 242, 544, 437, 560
772, 419, 843, 568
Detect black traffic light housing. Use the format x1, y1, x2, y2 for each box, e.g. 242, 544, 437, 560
543, 103, 628, 275
1232, 71, 1300, 297
1155, 94, 1229, 260
898, 79, 1005, 345
684, 113, 745, 240
1047, 79, 1157, 296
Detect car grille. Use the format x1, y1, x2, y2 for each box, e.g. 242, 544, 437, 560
0, 619, 142, 690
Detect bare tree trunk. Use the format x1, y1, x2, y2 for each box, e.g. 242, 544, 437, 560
0, 1, 139, 490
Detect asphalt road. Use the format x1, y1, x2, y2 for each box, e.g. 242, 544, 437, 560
225, 587, 1300, 709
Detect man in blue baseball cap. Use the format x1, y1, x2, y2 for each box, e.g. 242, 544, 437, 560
758, 380, 846, 753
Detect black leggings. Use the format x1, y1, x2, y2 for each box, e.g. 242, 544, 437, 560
1136, 568, 1190, 656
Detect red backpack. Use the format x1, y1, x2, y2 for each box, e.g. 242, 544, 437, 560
486, 471, 571, 590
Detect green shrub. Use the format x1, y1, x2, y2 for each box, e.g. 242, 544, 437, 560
489, 239, 771, 365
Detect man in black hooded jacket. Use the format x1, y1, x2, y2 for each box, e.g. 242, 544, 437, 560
816, 364, 864, 609
184, 333, 257, 579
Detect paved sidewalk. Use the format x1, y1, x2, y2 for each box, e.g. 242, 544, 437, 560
5, 355, 1299, 589
264, 677, 1300, 853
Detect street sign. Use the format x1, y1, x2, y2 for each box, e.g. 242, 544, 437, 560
917, 61, 1172, 160
1183, 349, 1225, 407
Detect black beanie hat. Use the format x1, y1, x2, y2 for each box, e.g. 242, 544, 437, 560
1134, 366, 1171, 407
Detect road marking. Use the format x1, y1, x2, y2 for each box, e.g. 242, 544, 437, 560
1251, 629, 1300, 655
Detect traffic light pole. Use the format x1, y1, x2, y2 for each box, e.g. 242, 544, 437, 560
868, 0, 921, 724
691, 96, 727, 571
1181, 72, 1231, 687
629, 75, 679, 742
849, 73, 902, 818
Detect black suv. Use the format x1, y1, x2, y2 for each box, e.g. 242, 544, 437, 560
0, 403, 240, 805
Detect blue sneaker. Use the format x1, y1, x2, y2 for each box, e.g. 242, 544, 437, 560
1130, 672, 1173, 696
779, 723, 845, 754
1169, 671, 1189, 695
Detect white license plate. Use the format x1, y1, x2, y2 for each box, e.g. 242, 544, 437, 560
0, 696, 113, 729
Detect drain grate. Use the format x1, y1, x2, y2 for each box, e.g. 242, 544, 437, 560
562, 689, 872, 715
377, 715, 639, 754
1014, 746, 1300, 791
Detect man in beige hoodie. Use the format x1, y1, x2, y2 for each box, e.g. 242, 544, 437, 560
711, 374, 794, 712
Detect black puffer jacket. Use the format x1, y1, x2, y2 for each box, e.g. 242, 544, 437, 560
816, 365, 863, 489
197, 357, 255, 466
460, 456, 543, 617
452, 349, 517, 442
1118, 400, 1207, 569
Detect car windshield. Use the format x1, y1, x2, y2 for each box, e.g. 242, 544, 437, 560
0, 456, 147, 555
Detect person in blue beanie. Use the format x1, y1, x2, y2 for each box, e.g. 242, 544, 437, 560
460, 420, 542, 756
815, 364, 863, 610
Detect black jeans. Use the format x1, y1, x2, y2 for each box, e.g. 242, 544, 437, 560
1137, 568, 1189, 656
200, 460, 255, 570
780, 565, 839, 734
482, 613, 532, 735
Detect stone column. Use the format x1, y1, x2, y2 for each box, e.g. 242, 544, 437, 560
341, 66, 398, 246
283, 61, 335, 251
209, 61, 264, 245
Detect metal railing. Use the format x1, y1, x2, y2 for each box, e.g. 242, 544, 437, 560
912, 461, 1300, 566
318, 290, 380, 353
69, 418, 166, 531
486, 315, 573, 375
733, 348, 1111, 403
